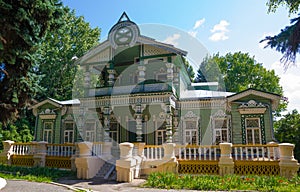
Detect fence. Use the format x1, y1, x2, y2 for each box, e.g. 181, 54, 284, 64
0, 141, 105, 170
144, 145, 164, 160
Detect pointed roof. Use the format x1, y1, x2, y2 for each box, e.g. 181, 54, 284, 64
118, 12, 131, 22
227, 88, 282, 110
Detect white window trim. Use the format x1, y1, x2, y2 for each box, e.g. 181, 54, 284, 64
85, 121, 96, 142
43, 122, 53, 143
245, 117, 262, 144
182, 111, 199, 145
155, 119, 166, 145
212, 117, 230, 144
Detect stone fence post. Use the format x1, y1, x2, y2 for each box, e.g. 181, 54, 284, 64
218, 143, 234, 176
116, 142, 136, 182
33, 141, 47, 167
279, 143, 300, 178
159, 143, 177, 173
75, 142, 103, 179
0, 140, 15, 165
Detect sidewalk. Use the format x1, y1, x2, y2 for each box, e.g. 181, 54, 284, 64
0, 178, 201, 192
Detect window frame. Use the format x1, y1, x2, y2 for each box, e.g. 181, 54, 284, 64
245, 117, 262, 144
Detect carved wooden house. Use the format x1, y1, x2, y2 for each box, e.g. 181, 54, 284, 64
31, 13, 282, 155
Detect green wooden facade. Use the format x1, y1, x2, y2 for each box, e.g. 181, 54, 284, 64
31, 13, 282, 146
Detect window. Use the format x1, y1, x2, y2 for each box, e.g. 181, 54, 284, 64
43, 122, 53, 143
85, 122, 95, 142
64, 122, 74, 143
155, 121, 166, 145
184, 121, 198, 145
110, 121, 119, 146
214, 118, 229, 144
245, 118, 261, 144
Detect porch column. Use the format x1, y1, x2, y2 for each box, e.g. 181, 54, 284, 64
165, 103, 173, 143
103, 105, 111, 142
107, 62, 115, 86
166, 62, 174, 82
137, 65, 146, 83
132, 102, 145, 142
102, 105, 113, 160
172, 108, 179, 143
84, 66, 90, 97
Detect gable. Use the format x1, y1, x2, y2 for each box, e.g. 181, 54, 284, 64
227, 89, 281, 110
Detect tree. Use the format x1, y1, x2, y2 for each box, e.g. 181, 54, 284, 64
0, 0, 63, 124
274, 109, 300, 160
196, 52, 283, 93
195, 52, 286, 115
36, 8, 100, 101
261, 0, 300, 67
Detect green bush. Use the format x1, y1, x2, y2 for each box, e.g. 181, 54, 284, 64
0, 164, 75, 182
144, 172, 300, 192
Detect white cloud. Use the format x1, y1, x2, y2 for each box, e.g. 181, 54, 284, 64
193, 18, 205, 29
188, 31, 198, 38
210, 20, 229, 33
163, 33, 181, 47
209, 32, 229, 41
271, 61, 300, 112
209, 20, 230, 42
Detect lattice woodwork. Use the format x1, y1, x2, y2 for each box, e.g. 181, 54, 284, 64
144, 45, 170, 56
11, 155, 34, 167
0, 156, 7, 164
45, 156, 71, 169
234, 161, 280, 175
178, 160, 219, 175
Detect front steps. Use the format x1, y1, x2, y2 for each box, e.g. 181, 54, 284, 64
93, 158, 117, 181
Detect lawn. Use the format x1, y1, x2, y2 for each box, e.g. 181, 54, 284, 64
0, 164, 76, 183
143, 172, 300, 192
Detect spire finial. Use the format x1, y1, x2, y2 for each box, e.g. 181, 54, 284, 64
118, 12, 130, 22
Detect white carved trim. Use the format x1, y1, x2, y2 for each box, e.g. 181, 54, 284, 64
213, 110, 227, 118
183, 111, 198, 119
227, 89, 281, 109
238, 108, 267, 114
40, 114, 57, 120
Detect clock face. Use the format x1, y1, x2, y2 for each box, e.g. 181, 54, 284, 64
114, 27, 133, 44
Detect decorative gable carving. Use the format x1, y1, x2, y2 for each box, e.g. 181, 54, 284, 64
183, 111, 198, 119
213, 110, 227, 118
238, 100, 267, 114
39, 108, 57, 119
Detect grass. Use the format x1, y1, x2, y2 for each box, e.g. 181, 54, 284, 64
0, 164, 76, 183
143, 172, 300, 192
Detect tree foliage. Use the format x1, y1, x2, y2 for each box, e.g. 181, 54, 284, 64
274, 109, 300, 160
262, 0, 300, 67
0, 0, 63, 124
261, 15, 300, 66
267, 0, 300, 14
195, 52, 286, 115
195, 52, 283, 93
36, 8, 100, 101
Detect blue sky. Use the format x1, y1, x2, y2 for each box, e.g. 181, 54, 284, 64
63, 0, 300, 112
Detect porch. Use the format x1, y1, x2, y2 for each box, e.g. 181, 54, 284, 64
0, 141, 298, 183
